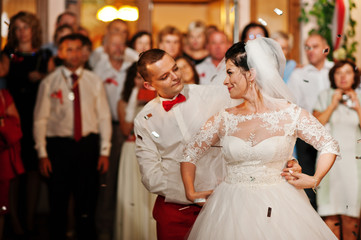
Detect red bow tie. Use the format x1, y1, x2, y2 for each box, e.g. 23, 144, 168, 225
162, 94, 186, 112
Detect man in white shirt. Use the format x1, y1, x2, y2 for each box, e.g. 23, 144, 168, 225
196, 30, 230, 85
89, 19, 138, 69
33, 34, 112, 240
287, 33, 334, 210
93, 33, 134, 240
135, 49, 301, 239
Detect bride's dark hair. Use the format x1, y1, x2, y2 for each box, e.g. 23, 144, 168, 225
225, 42, 249, 71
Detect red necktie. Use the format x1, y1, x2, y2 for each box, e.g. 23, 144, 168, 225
71, 73, 82, 141
162, 93, 186, 112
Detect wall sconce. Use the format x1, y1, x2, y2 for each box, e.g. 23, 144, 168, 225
96, 5, 139, 22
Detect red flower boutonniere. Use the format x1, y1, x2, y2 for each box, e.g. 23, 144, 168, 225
104, 78, 118, 86
10, 54, 24, 63
50, 90, 63, 104
199, 72, 206, 78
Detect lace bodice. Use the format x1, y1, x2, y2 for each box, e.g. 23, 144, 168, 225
182, 104, 339, 185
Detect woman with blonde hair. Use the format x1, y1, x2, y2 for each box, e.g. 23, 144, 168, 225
183, 20, 209, 65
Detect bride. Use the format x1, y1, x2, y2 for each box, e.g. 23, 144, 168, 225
180, 38, 339, 239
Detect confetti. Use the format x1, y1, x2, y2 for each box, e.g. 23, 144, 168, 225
151, 131, 160, 138
323, 48, 329, 54
267, 207, 272, 217
337, 34, 342, 38
258, 18, 267, 26
274, 8, 283, 15
144, 113, 152, 120
303, 79, 309, 83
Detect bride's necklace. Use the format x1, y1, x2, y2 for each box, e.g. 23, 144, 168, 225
61, 69, 83, 101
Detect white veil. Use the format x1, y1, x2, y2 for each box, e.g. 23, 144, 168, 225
245, 37, 295, 105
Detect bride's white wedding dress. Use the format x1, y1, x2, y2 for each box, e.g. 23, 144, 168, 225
183, 102, 339, 239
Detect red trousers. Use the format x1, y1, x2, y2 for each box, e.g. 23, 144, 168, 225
153, 195, 201, 240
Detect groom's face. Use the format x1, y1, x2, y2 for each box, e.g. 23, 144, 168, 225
144, 54, 184, 99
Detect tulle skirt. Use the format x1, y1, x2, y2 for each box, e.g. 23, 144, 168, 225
115, 141, 157, 240
188, 180, 337, 240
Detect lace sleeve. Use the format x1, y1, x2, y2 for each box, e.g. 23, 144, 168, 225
296, 107, 340, 155
181, 111, 224, 165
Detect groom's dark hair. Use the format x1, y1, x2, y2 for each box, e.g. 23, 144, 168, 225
137, 49, 167, 82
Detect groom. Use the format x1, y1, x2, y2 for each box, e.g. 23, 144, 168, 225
134, 49, 301, 240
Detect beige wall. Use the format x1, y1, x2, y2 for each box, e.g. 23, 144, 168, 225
253, 0, 288, 34
152, 2, 221, 46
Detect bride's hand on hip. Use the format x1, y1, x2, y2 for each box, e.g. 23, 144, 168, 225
281, 159, 302, 181
286, 171, 318, 189
186, 190, 213, 206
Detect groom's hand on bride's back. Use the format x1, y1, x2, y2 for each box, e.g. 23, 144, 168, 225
281, 158, 302, 181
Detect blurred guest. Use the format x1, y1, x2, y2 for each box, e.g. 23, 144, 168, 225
196, 30, 230, 85
205, 24, 218, 40
271, 31, 297, 83
1, 11, 52, 235
33, 33, 111, 240
0, 89, 24, 239
183, 21, 208, 65
89, 19, 138, 68
240, 22, 269, 42
287, 33, 334, 210
56, 11, 78, 32
115, 62, 157, 240
93, 33, 134, 240
79, 34, 92, 70
176, 56, 199, 84
51, 31, 91, 70
158, 26, 183, 59
313, 60, 361, 239
42, 24, 73, 56
129, 31, 153, 54
78, 26, 90, 37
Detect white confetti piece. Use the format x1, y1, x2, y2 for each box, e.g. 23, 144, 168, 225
258, 18, 267, 26
274, 8, 283, 15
